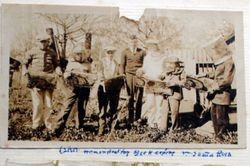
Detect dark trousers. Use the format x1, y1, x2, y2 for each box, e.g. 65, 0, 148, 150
126, 73, 144, 123
97, 85, 120, 134
211, 103, 229, 138
56, 87, 90, 130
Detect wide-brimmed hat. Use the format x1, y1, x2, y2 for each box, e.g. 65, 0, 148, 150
162, 57, 184, 73
163, 56, 183, 63
186, 76, 206, 90
103, 45, 116, 54
103, 45, 116, 51
145, 39, 160, 45
36, 33, 50, 42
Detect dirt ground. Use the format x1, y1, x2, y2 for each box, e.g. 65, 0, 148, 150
8, 72, 238, 144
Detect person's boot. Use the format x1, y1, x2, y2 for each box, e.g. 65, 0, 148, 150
53, 125, 64, 137
51, 121, 65, 137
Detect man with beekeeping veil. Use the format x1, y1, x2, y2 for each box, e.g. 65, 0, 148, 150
136, 39, 166, 131
203, 36, 235, 140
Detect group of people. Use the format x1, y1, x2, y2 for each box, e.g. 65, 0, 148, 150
20, 29, 235, 141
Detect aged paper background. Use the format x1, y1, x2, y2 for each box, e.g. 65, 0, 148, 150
0, 0, 250, 165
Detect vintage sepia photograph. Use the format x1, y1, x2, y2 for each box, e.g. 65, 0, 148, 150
0, 4, 245, 148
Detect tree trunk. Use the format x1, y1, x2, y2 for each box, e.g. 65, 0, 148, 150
62, 32, 67, 59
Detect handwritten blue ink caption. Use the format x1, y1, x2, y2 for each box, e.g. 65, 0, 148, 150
181, 150, 232, 158
59, 147, 232, 158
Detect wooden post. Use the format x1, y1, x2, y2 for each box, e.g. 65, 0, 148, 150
85, 32, 92, 49
46, 28, 61, 61
84, 33, 92, 58
62, 32, 67, 59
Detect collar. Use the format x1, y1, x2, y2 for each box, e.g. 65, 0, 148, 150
214, 55, 232, 66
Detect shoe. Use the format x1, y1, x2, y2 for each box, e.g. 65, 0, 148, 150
151, 130, 165, 142
45, 123, 53, 131
52, 126, 64, 137
138, 118, 147, 126
133, 121, 139, 127
215, 134, 224, 143
32, 124, 46, 131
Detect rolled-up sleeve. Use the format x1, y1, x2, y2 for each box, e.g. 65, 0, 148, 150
63, 60, 74, 79
22, 50, 33, 67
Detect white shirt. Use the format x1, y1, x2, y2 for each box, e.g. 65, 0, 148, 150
99, 57, 117, 80
142, 51, 166, 81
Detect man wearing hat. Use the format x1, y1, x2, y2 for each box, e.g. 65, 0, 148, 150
203, 37, 235, 140
120, 36, 146, 125
97, 45, 124, 135
22, 33, 61, 130
53, 46, 96, 136
159, 57, 186, 132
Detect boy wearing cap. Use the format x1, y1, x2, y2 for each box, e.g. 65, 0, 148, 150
97, 46, 124, 135
53, 46, 96, 136
204, 37, 235, 140
120, 36, 146, 124
22, 33, 61, 130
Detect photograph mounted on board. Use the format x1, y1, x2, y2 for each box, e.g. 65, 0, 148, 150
0, 4, 246, 148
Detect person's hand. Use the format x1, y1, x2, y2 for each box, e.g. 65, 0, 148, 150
179, 80, 186, 86
87, 74, 98, 86
206, 90, 216, 100
21, 67, 29, 85
136, 68, 144, 77
87, 57, 93, 63
55, 67, 63, 76
184, 80, 194, 90
165, 81, 175, 87
23, 71, 29, 76
196, 73, 208, 79
120, 73, 126, 77
159, 74, 165, 81
64, 72, 71, 79
22, 67, 28, 76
